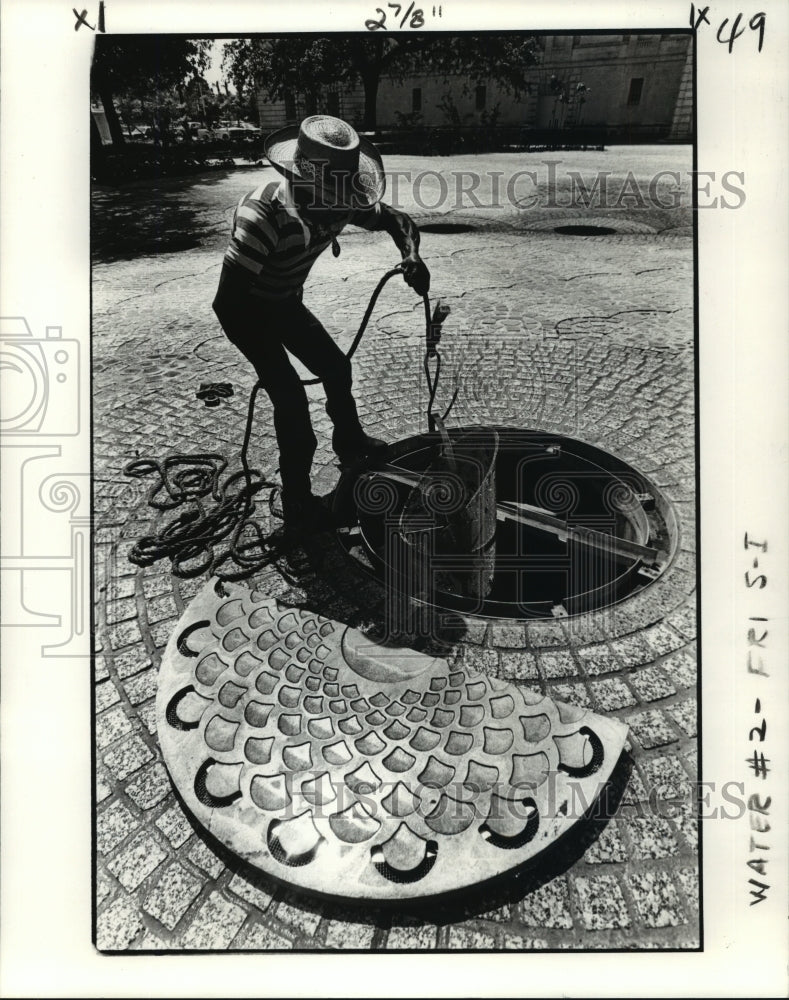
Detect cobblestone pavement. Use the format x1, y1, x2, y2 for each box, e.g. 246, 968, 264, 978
92, 148, 698, 951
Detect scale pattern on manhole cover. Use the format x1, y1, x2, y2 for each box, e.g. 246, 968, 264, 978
157, 580, 628, 901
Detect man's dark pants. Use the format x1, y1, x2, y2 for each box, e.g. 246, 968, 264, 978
213, 265, 367, 503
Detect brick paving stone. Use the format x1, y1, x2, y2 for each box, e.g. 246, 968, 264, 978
108, 575, 136, 601
666, 604, 697, 640
627, 709, 679, 750
227, 873, 274, 913
527, 621, 567, 648
122, 667, 158, 706
97, 799, 138, 855
142, 575, 172, 600
625, 816, 680, 859
583, 819, 629, 864
576, 643, 620, 676
187, 836, 225, 879
274, 899, 322, 939
94, 654, 110, 682
155, 804, 194, 848
475, 903, 512, 923
180, 891, 247, 949
662, 647, 697, 690
515, 878, 573, 929
112, 646, 153, 680
386, 922, 437, 949
145, 593, 179, 625
677, 866, 699, 912
549, 681, 591, 708
620, 767, 650, 808
96, 705, 134, 750
103, 733, 154, 780
108, 619, 143, 651
239, 922, 294, 949
125, 761, 171, 810
107, 830, 167, 892
590, 677, 637, 711
143, 861, 204, 931
461, 646, 499, 675
610, 633, 653, 667
106, 597, 137, 625
137, 701, 158, 735
138, 929, 170, 950
96, 894, 144, 951
499, 649, 539, 680
446, 925, 498, 949
538, 649, 576, 679
628, 870, 686, 928
460, 618, 488, 644
573, 875, 631, 930
641, 622, 686, 657
323, 919, 376, 949
96, 870, 114, 908
641, 754, 694, 800
488, 623, 527, 648
668, 698, 697, 737
500, 933, 550, 950
630, 664, 677, 702
95, 678, 121, 713
96, 768, 112, 804
149, 619, 178, 649
668, 800, 698, 851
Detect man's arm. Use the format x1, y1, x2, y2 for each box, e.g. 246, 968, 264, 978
351, 202, 430, 295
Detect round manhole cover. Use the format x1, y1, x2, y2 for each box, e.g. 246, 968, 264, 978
335, 427, 675, 620
419, 223, 475, 234
553, 225, 618, 236
156, 578, 629, 903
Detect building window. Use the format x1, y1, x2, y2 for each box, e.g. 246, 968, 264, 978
475, 85, 486, 111
622, 34, 630, 43
327, 91, 340, 116
411, 88, 422, 113
627, 77, 644, 105
284, 93, 296, 120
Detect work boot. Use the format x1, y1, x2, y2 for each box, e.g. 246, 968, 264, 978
335, 433, 389, 469
280, 492, 336, 537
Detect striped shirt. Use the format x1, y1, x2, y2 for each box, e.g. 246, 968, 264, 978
223, 178, 382, 300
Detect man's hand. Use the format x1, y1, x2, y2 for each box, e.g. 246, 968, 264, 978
402, 254, 431, 296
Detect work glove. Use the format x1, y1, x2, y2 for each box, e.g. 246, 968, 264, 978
402, 255, 431, 296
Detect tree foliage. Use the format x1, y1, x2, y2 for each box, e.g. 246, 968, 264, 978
223, 35, 540, 129
91, 36, 212, 144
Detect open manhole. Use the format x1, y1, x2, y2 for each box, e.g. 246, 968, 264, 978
335, 426, 676, 620
553, 225, 618, 236
419, 223, 476, 234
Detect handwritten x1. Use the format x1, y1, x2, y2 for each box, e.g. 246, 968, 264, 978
73, 8, 94, 30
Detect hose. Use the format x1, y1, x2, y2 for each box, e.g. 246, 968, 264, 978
124, 266, 453, 581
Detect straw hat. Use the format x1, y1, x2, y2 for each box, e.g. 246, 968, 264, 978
265, 115, 386, 210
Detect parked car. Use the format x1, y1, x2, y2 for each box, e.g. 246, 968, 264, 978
121, 124, 152, 141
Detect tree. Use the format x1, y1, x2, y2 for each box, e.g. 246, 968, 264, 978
91, 36, 211, 145
224, 34, 540, 130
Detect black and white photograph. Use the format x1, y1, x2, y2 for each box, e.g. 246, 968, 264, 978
1, 0, 787, 995
90, 29, 700, 952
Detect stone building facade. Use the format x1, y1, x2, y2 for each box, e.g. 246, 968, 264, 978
255, 33, 692, 141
